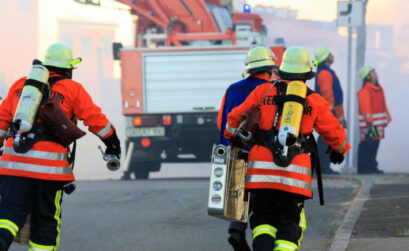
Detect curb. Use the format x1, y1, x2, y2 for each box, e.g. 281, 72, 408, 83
329, 176, 373, 251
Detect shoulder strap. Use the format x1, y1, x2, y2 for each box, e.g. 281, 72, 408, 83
306, 87, 315, 96
257, 81, 277, 108
48, 76, 65, 88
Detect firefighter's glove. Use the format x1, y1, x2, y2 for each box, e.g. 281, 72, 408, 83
368, 126, 379, 138
102, 130, 121, 158
229, 136, 243, 148
326, 148, 344, 164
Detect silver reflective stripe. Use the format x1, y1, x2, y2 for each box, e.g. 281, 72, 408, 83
0, 220, 19, 236
275, 243, 297, 251
0, 161, 72, 175
359, 122, 366, 127
3, 147, 68, 161
28, 240, 55, 251
0, 129, 6, 137
246, 175, 311, 190
97, 122, 112, 138
372, 112, 388, 119
336, 139, 348, 153
253, 225, 277, 239
28, 245, 54, 251
248, 161, 311, 176
359, 114, 371, 120
226, 123, 238, 135
373, 119, 388, 126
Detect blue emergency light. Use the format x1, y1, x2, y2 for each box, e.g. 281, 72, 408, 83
243, 4, 251, 13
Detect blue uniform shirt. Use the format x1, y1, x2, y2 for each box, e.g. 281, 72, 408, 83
218, 76, 268, 146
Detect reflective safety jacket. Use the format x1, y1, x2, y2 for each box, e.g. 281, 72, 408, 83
225, 82, 350, 198
315, 65, 346, 126
0, 73, 114, 181
217, 74, 270, 146
357, 81, 391, 141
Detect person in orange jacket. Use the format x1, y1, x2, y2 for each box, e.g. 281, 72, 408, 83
357, 66, 391, 174
314, 46, 346, 174
224, 46, 351, 251
0, 43, 121, 250
218, 45, 278, 251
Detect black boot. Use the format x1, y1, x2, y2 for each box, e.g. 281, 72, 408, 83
228, 231, 251, 251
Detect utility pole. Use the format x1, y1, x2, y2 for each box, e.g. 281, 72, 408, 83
352, 0, 368, 170
337, 0, 368, 173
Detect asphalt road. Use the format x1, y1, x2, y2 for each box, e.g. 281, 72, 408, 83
9, 177, 357, 251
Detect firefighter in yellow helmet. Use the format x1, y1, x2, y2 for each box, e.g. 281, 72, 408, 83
314, 46, 346, 175
217, 44, 278, 251
0, 43, 121, 250
224, 46, 350, 250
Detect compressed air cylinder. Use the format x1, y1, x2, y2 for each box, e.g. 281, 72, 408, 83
12, 62, 49, 133
278, 81, 307, 147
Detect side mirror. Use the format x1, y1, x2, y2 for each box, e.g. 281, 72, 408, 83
112, 42, 123, 60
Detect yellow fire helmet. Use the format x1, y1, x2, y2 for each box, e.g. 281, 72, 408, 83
278, 46, 315, 80
314, 46, 331, 65
245, 44, 277, 75
359, 65, 374, 81
43, 43, 82, 69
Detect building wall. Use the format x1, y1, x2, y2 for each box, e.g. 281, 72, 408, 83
0, 0, 38, 97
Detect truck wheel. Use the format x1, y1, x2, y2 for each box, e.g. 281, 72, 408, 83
132, 161, 161, 180
134, 168, 149, 180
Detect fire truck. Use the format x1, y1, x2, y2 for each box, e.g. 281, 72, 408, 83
114, 0, 285, 179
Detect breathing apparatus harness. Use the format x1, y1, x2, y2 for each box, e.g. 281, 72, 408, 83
252, 80, 324, 205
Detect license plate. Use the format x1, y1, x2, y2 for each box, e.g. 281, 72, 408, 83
126, 127, 165, 137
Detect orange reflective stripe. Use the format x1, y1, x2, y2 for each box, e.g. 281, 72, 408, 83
0, 161, 72, 175
3, 147, 68, 161
1, 154, 69, 167
248, 161, 312, 177
246, 174, 311, 191
0, 168, 74, 181
246, 182, 312, 197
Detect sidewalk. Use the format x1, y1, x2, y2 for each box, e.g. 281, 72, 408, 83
330, 174, 409, 251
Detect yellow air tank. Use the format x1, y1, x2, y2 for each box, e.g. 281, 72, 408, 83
12, 60, 49, 145
278, 81, 307, 147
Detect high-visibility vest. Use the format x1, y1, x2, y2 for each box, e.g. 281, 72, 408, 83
358, 81, 391, 141
225, 82, 350, 198
0, 73, 114, 181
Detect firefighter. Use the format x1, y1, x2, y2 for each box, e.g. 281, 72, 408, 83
217, 45, 278, 251
357, 66, 391, 174
0, 43, 121, 250
224, 46, 350, 251
314, 46, 346, 174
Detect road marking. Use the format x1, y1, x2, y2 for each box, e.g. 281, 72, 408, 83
329, 177, 373, 251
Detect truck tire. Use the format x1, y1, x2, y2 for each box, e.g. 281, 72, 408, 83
131, 161, 161, 180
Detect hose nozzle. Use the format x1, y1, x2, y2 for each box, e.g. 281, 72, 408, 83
98, 145, 121, 171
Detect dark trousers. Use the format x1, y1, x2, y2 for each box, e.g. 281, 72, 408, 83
0, 175, 63, 250
250, 189, 305, 251
317, 136, 333, 173
229, 221, 247, 234
357, 138, 380, 174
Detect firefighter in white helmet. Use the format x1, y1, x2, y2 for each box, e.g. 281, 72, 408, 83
217, 44, 278, 251
0, 43, 121, 250
357, 66, 391, 174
